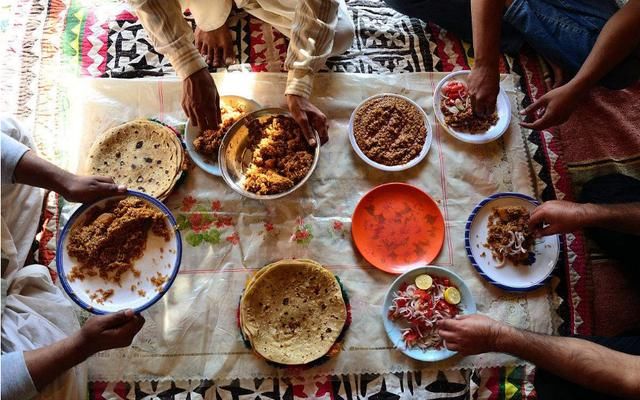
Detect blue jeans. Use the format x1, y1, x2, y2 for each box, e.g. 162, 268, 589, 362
383, 0, 640, 89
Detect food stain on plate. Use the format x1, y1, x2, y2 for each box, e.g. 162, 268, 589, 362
352, 183, 445, 274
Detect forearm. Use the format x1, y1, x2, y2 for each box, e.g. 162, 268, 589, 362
470, 0, 503, 70
13, 150, 74, 196
128, 0, 206, 79
569, 0, 640, 92
23, 333, 91, 392
497, 327, 640, 397
582, 203, 640, 234
284, 0, 340, 98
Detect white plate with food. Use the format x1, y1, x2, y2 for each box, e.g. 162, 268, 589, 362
348, 93, 432, 171
465, 192, 560, 291
382, 266, 476, 362
185, 95, 261, 176
56, 191, 182, 314
433, 70, 511, 144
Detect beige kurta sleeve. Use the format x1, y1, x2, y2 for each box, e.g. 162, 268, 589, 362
128, 0, 207, 79
284, 0, 340, 98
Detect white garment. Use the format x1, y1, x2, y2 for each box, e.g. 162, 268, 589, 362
2, 265, 86, 400
0, 117, 86, 400
1, 117, 44, 282
130, 0, 355, 97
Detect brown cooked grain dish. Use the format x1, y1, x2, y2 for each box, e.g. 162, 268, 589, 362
243, 115, 314, 195
353, 96, 426, 166
67, 196, 170, 285
193, 102, 247, 157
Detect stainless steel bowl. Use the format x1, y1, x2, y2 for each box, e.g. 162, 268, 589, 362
218, 108, 320, 200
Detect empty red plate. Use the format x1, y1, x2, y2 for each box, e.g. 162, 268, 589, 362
352, 183, 445, 274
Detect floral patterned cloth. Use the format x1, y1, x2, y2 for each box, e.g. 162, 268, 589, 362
59, 72, 552, 386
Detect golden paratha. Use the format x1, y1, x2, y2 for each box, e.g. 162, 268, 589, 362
240, 259, 346, 365
87, 120, 184, 199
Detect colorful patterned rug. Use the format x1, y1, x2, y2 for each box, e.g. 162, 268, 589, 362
1, 0, 614, 398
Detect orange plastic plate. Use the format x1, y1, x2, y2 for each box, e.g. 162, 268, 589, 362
352, 183, 445, 274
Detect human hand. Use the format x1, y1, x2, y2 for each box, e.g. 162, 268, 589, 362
519, 83, 582, 130
286, 94, 328, 147
195, 24, 235, 68
529, 200, 592, 236
63, 175, 126, 203
468, 65, 500, 117
437, 314, 507, 355
75, 309, 145, 357
183, 67, 222, 130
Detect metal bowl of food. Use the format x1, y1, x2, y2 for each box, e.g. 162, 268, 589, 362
185, 95, 261, 176
219, 108, 320, 200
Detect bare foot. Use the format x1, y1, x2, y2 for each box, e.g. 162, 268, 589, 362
195, 22, 235, 68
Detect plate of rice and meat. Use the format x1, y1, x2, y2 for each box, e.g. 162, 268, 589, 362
349, 94, 432, 171
433, 71, 511, 144
185, 95, 261, 176
219, 108, 320, 200
383, 266, 476, 361
56, 191, 182, 314
464, 192, 560, 291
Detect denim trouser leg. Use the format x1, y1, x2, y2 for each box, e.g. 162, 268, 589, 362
382, 0, 524, 54
505, 0, 639, 88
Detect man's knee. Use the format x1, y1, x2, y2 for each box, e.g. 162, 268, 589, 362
332, 8, 355, 56
580, 173, 640, 204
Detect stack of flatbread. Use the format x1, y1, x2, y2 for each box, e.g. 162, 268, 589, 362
239, 259, 348, 365
86, 119, 185, 200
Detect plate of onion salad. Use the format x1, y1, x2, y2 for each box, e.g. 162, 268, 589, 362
433, 70, 511, 144
382, 266, 476, 362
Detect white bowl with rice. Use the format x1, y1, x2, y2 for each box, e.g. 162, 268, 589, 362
348, 93, 432, 172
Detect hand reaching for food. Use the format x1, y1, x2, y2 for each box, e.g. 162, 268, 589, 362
286, 94, 329, 147
75, 309, 145, 356
528, 200, 590, 236
436, 314, 506, 355
183, 68, 222, 130
519, 83, 581, 130
63, 175, 126, 203
195, 24, 235, 68
468, 65, 500, 117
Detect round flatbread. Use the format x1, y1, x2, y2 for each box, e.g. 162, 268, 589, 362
87, 120, 184, 199
240, 259, 346, 365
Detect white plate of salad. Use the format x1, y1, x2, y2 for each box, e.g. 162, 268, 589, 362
433, 70, 511, 144
382, 265, 476, 362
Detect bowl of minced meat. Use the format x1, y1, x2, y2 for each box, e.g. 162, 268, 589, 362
349, 94, 432, 171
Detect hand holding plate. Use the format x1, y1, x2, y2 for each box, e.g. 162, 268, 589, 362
74, 309, 145, 357
62, 175, 126, 203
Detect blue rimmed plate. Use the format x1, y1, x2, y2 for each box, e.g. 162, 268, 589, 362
465, 192, 560, 291
56, 190, 182, 314
382, 266, 476, 362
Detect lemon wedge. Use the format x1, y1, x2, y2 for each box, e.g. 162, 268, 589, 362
444, 287, 461, 305
415, 274, 433, 290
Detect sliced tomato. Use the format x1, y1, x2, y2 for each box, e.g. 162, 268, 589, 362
404, 331, 418, 344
